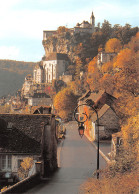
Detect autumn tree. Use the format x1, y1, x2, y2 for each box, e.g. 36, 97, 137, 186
105, 38, 122, 53
18, 157, 34, 180
113, 48, 138, 96
57, 26, 68, 34
54, 88, 78, 120
127, 31, 139, 53
87, 57, 102, 91
52, 80, 66, 93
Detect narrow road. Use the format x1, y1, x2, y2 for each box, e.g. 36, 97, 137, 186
27, 121, 106, 194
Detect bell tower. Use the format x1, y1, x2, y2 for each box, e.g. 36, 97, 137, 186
90, 11, 95, 33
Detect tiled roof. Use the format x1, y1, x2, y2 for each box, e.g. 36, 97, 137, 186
79, 90, 105, 102
91, 104, 110, 122
79, 90, 116, 109
44, 53, 69, 61
0, 114, 51, 154
0, 127, 41, 154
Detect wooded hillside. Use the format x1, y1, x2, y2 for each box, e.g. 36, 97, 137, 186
0, 60, 37, 97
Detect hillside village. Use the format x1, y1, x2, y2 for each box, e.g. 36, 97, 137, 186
0, 11, 138, 193
0, 12, 118, 114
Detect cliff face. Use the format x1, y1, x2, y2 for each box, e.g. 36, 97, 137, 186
42, 32, 94, 63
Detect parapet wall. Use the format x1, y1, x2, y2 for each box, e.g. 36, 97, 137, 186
1, 173, 41, 194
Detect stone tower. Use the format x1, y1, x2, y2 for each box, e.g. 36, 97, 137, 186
90, 11, 95, 33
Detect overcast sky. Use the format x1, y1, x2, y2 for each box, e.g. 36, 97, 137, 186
0, 0, 138, 62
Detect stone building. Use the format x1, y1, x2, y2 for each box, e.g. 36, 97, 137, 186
97, 51, 117, 67
0, 114, 58, 182
43, 11, 95, 41
28, 93, 52, 106
74, 12, 95, 34
90, 104, 120, 140
78, 90, 120, 141
42, 53, 70, 83
21, 74, 33, 97
33, 62, 45, 84
43, 30, 57, 41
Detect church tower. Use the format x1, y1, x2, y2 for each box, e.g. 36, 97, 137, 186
90, 11, 95, 33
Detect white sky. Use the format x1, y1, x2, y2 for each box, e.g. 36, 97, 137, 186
0, 0, 138, 62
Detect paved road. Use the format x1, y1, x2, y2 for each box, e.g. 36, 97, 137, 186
26, 121, 106, 194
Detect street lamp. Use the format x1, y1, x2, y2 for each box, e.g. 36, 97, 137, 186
74, 102, 100, 179
78, 122, 85, 138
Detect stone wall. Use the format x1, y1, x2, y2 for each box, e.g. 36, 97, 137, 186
1, 173, 41, 194
99, 108, 120, 132
42, 116, 57, 177
96, 108, 120, 140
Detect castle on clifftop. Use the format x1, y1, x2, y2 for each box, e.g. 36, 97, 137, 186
43, 12, 95, 40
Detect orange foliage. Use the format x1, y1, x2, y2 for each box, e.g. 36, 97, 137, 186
21, 157, 33, 171
113, 48, 132, 69
101, 61, 113, 73
87, 57, 102, 90
121, 114, 139, 154
54, 88, 77, 119
81, 171, 139, 194
105, 38, 122, 53
127, 32, 139, 53
113, 48, 139, 96
99, 73, 114, 93
57, 26, 68, 34
83, 31, 139, 194
88, 57, 97, 73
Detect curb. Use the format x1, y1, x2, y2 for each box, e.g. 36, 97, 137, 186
85, 133, 111, 163
91, 142, 110, 163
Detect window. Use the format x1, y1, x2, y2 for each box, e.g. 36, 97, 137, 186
0, 155, 12, 171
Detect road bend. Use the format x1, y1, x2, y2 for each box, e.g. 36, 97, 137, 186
26, 121, 106, 194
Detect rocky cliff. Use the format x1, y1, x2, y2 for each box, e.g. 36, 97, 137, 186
42, 32, 97, 64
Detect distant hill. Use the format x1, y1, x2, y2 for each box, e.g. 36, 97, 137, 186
0, 60, 37, 97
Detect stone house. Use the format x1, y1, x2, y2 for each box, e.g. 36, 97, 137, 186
78, 90, 120, 141
97, 51, 117, 67
33, 62, 45, 84
28, 93, 52, 107
0, 114, 57, 183
89, 104, 120, 140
